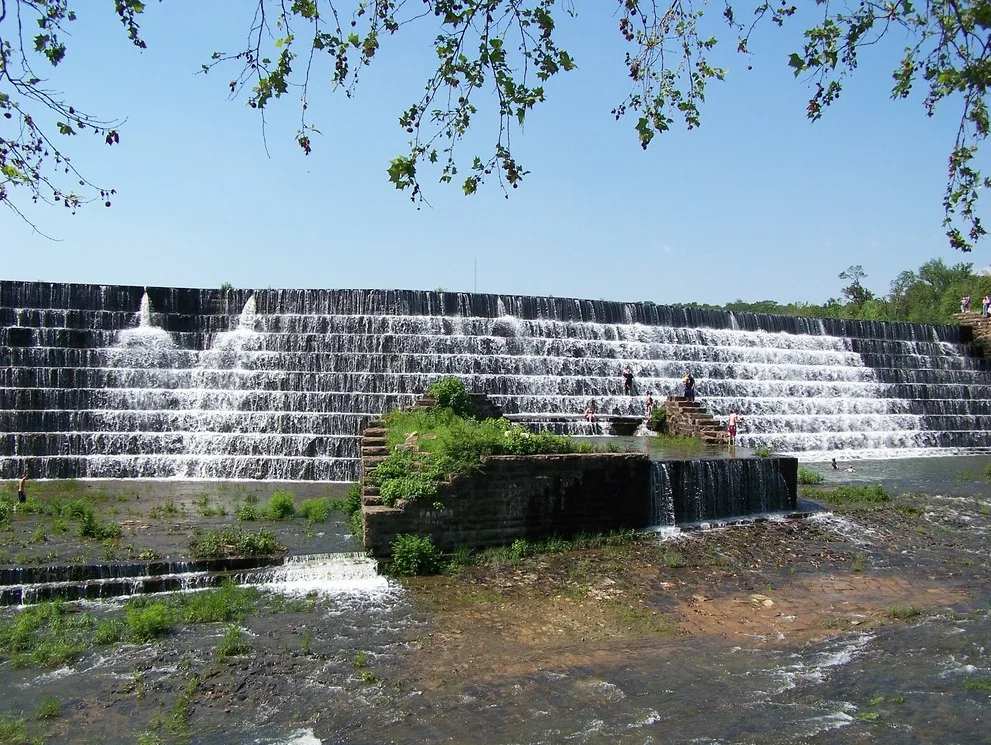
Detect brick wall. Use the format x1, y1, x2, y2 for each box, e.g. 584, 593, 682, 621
362, 453, 650, 557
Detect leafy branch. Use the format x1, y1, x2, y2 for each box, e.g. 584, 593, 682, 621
4, 0, 991, 251
0, 0, 149, 229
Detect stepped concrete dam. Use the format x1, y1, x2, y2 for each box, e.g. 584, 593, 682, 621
3, 281, 991, 482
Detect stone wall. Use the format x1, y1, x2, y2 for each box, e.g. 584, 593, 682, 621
362, 453, 650, 557
663, 397, 730, 445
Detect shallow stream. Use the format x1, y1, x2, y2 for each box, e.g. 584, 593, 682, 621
2, 457, 990, 744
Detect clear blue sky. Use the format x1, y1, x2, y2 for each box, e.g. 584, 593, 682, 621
3, 2, 986, 305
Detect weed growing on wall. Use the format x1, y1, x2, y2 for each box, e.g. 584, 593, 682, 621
427, 377, 476, 418
373, 378, 596, 508
646, 407, 667, 433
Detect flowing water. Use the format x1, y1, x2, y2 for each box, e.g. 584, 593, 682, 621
0, 458, 987, 744
4, 283, 991, 480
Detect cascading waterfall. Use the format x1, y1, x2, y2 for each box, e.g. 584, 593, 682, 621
648, 463, 676, 526
649, 459, 793, 524
2, 281, 991, 481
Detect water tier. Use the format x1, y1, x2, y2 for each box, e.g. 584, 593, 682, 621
2, 282, 990, 481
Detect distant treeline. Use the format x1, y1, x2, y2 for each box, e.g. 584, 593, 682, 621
674, 259, 990, 325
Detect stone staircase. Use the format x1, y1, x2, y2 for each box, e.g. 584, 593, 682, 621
954, 311, 991, 354
358, 391, 505, 511
359, 422, 388, 507
663, 396, 730, 446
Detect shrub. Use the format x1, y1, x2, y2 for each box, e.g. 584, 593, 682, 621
234, 503, 261, 521
818, 484, 891, 504
215, 624, 252, 661
266, 491, 296, 519
178, 582, 259, 624
389, 534, 443, 576
427, 377, 475, 418
379, 474, 439, 507
798, 467, 825, 485
76, 505, 122, 540
646, 407, 668, 433
0, 501, 10, 526
188, 526, 284, 559
125, 601, 176, 642
93, 618, 127, 645
299, 497, 333, 522
328, 484, 365, 539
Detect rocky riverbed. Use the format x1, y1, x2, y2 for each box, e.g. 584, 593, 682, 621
0, 470, 989, 744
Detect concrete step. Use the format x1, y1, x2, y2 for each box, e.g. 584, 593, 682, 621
361, 446, 389, 456
363, 486, 380, 497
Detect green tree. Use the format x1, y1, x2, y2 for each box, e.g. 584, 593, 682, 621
838, 265, 875, 308
888, 258, 976, 322
3, 1, 991, 250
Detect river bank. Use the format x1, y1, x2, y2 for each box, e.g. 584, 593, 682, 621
0, 469, 989, 744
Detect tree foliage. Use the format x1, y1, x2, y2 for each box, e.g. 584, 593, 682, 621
702, 257, 991, 324
3, 1, 991, 249
0, 0, 148, 226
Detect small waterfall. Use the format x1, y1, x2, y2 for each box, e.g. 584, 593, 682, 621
648, 462, 676, 526
246, 553, 389, 596
0, 554, 388, 606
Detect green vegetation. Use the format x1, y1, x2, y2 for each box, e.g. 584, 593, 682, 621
389, 534, 444, 577
685, 259, 991, 325
0, 715, 28, 744
797, 467, 825, 485
299, 497, 333, 522
148, 499, 184, 519
0, 583, 306, 673
125, 600, 176, 641
427, 377, 476, 418
265, 491, 296, 519
33, 697, 60, 720
965, 677, 991, 690
215, 625, 252, 661
390, 530, 642, 577
235, 491, 298, 521
193, 494, 226, 517
815, 485, 892, 505
645, 406, 668, 433
331, 485, 364, 539
373, 378, 594, 508
9, 2, 989, 254
887, 606, 922, 620
0, 600, 91, 668
188, 526, 284, 559
176, 582, 258, 624
754, 446, 773, 458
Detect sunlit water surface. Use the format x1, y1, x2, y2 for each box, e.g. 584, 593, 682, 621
5, 455, 991, 744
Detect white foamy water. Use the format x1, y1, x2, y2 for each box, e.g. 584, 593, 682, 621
248, 553, 391, 597
770, 634, 874, 693
808, 512, 882, 546
254, 728, 322, 745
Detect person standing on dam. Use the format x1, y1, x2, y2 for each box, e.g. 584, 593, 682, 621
623, 367, 635, 396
